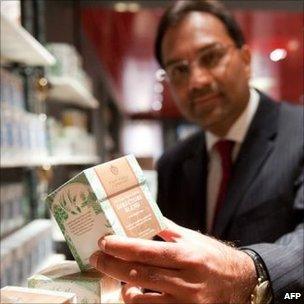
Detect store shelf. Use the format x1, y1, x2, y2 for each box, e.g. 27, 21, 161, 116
48, 76, 99, 109
47, 155, 101, 166
0, 157, 49, 168
0, 155, 101, 168
0, 13, 56, 66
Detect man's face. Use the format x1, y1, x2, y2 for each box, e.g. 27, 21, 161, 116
162, 12, 251, 136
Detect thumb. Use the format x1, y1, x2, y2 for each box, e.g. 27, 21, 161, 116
158, 217, 183, 242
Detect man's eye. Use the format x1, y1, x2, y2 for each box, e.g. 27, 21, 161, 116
172, 64, 188, 76
200, 50, 224, 68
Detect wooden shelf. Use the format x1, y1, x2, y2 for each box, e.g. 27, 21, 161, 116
0, 155, 101, 168
0, 13, 56, 66
48, 76, 99, 109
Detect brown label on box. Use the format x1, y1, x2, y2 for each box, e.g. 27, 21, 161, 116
108, 186, 161, 238
94, 157, 161, 238
94, 157, 138, 197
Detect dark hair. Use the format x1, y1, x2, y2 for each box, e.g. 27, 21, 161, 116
155, 0, 245, 67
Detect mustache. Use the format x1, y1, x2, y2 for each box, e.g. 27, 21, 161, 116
189, 83, 219, 102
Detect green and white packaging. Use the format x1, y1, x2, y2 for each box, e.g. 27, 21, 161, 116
1, 286, 76, 304
28, 261, 121, 304
46, 155, 166, 271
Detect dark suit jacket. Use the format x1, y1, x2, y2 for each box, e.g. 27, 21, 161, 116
157, 92, 304, 303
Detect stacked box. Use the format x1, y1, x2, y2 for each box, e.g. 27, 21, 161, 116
47, 155, 166, 271
0, 286, 76, 304
28, 261, 121, 304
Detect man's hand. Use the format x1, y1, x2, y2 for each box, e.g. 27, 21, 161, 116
90, 218, 257, 303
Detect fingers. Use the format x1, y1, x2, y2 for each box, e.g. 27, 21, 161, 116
98, 235, 184, 269
90, 251, 182, 295
159, 219, 213, 251
157, 218, 182, 242
122, 284, 176, 304
158, 217, 199, 243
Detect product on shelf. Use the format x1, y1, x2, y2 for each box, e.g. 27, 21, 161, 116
61, 109, 87, 130
0, 69, 48, 163
46, 116, 97, 158
45, 43, 93, 92
1, 220, 53, 287
1, 104, 47, 163
62, 126, 97, 157
0, 286, 76, 304
46, 43, 80, 79
46, 155, 166, 271
0, 68, 25, 110
28, 260, 122, 304
0, 182, 28, 237
0, 69, 42, 163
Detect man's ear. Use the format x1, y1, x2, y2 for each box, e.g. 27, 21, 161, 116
240, 44, 251, 79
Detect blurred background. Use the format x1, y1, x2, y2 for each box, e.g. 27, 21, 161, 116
1, 0, 303, 288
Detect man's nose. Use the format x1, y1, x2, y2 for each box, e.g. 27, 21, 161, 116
188, 65, 213, 91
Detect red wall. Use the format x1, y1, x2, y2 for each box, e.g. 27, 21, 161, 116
81, 8, 303, 118
235, 11, 303, 104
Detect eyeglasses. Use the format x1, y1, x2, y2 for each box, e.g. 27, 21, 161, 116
164, 43, 235, 85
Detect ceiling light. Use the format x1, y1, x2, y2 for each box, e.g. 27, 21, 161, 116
39, 113, 47, 121
269, 49, 287, 62
287, 39, 300, 52
128, 3, 140, 12
114, 2, 127, 12
155, 69, 166, 81
152, 100, 162, 111
154, 83, 164, 93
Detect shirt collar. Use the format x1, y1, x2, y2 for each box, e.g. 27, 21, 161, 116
206, 88, 260, 152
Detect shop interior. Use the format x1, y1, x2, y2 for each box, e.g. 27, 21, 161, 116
0, 0, 303, 300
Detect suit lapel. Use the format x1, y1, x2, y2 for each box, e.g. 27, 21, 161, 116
213, 94, 279, 237
182, 132, 208, 232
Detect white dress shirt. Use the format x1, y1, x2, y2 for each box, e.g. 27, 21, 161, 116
206, 89, 260, 231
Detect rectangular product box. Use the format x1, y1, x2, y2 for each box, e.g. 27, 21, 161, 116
28, 261, 122, 304
46, 155, 166, 270
0, 286, 76, 304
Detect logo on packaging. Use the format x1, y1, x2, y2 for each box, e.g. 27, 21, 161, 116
110, 165, 119, 175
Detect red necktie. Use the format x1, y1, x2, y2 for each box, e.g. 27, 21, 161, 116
212, 140, 234, 228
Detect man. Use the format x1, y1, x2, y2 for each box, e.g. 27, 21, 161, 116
90, 1, 303, 303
